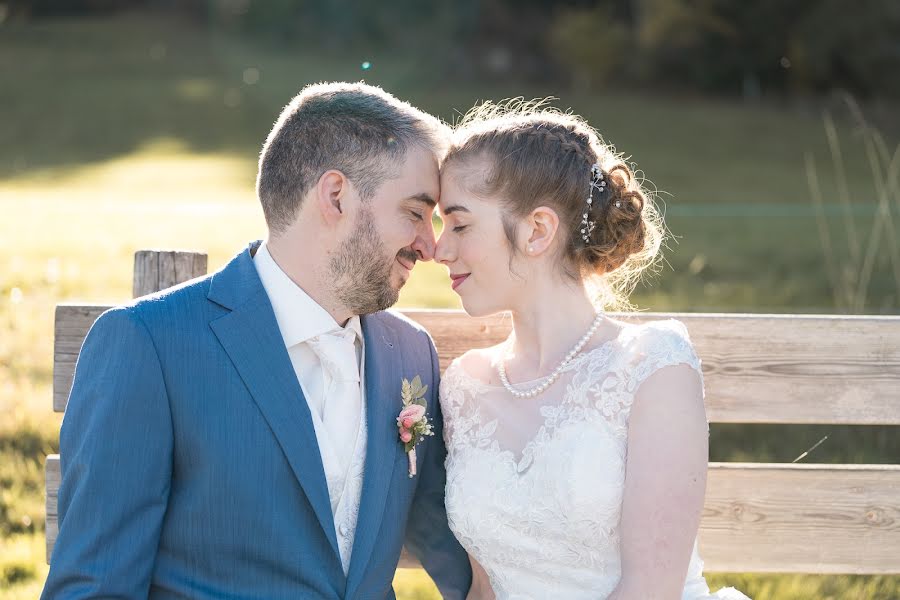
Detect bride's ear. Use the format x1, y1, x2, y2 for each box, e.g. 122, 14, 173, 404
522, 206, 560, 256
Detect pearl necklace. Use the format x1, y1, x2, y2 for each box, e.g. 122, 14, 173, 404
497, 311, 605, 399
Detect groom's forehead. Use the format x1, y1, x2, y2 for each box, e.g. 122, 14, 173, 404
392, 147, 440, 195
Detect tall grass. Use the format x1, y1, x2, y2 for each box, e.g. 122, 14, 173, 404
806, 97, 900, 312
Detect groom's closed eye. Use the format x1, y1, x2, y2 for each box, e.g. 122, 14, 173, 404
405, 193, 437, 220
406, 193, 436, 209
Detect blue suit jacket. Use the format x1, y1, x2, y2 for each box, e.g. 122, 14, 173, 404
42, 243, 472, 599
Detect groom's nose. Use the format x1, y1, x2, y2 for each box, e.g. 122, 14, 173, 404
411, 218, 437, 261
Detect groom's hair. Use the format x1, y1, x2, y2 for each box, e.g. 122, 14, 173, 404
257, 82, 447, 234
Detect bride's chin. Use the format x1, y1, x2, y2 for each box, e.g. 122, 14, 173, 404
460, 297, 502, 319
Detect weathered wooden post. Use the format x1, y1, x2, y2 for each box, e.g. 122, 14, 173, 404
132, 250, 208, 299
46, 250, 207, 561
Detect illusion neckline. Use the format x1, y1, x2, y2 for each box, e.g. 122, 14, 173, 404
445, 337, 624, 474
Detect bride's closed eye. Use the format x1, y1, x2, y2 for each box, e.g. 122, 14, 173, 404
452, 224, 468, 233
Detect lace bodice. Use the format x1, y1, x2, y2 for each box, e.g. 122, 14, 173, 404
441, 319, 749, 600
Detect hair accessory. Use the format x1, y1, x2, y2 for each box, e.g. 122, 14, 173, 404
580, 163, 606, 243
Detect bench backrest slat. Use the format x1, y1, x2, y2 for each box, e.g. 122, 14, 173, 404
55, 308, 900, 424
46, 457, 900, 574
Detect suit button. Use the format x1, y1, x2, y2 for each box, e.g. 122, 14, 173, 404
339, 524, 349, 537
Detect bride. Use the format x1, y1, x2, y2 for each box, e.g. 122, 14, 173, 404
432, 101, 750, 600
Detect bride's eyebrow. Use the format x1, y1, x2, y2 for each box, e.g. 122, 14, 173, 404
442, 205, 471, 216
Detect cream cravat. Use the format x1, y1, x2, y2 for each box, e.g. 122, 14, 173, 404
307, 327, 362, 475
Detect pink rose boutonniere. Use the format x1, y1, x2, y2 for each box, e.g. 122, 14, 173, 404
398, 375, 435, 478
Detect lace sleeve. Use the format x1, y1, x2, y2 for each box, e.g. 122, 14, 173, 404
629, 319, 703, 392
439, 359, 469, 451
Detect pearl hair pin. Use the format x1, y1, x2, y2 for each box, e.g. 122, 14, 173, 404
498, 311, 605, 399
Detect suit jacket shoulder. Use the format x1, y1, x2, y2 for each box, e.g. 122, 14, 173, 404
102, 273, 233, 353
377, 309, 433, 347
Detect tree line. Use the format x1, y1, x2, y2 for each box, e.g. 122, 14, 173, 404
7, 0, 900, 99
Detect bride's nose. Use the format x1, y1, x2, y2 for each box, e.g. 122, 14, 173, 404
434, 231, 455, 265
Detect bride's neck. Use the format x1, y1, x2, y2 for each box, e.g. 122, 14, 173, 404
507, 280, 599, 375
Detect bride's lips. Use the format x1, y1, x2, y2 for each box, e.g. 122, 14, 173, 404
450, 273, 470, 291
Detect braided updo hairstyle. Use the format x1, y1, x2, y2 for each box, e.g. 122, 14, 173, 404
443, 99, 665, 310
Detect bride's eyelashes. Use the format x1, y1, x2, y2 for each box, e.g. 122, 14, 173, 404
452, 224, 468, 233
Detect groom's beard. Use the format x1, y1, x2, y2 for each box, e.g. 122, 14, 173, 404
329, 207, 411, 315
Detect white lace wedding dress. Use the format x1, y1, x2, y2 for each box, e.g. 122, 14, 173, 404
441, 319, 750, 600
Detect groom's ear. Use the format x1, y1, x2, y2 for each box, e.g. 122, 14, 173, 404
315, 169, 351, 225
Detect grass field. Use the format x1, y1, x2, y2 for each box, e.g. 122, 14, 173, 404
1, 11, 898, 600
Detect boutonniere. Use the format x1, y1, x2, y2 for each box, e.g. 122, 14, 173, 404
397, 375, 435, 478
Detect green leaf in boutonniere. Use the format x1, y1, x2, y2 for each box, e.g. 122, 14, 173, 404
401, 375, 428, 409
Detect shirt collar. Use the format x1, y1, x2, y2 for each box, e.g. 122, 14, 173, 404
253, 242, 361, 348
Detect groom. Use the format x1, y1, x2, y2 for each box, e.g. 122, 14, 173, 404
42, 82, 472, 599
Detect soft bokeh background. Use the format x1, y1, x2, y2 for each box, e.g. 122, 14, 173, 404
1, 1, 899, 598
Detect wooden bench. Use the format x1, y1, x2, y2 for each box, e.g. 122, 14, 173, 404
46, 250, 900, 575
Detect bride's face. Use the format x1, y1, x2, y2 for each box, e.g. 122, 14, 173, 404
435, 167, 526, 316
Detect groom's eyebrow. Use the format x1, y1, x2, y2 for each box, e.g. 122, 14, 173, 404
406, 193, 436, 208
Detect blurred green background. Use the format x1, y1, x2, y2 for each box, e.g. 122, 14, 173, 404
1, 1, 898, 598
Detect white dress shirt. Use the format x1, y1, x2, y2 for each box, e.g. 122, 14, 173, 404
253, 242, 366, 573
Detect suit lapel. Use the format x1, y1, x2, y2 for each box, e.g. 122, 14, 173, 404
345, 314, 400, 595
208, 245, 341, 562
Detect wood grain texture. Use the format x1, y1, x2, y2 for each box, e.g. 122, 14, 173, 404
53, 309, 900, 423
53, 305, 108, 412
45, 455, 58, 561
47, 457, 900, 573
700, 463, 900, 573
132, 250, 206, 298
132, 250, 159, 299
53, 250, 207, 412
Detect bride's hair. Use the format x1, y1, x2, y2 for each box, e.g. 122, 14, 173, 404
443, 99, 666, 310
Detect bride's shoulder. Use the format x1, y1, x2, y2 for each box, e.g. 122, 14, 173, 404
612, 317, 698, 361
439, 346, 503, 416
612, 317, 702, 378
444, 344, 503, 384
621, 317, 693, 343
